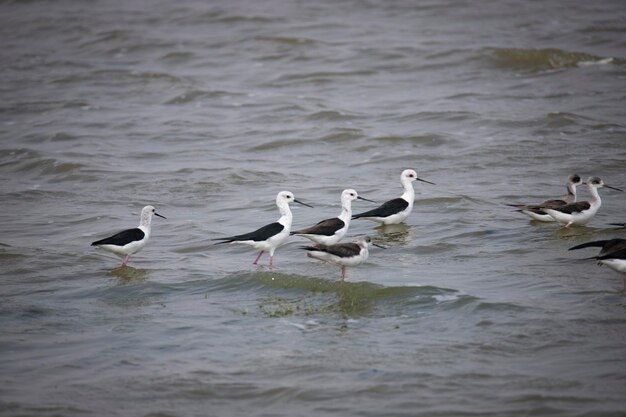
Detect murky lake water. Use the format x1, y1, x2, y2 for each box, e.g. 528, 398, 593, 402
1, 0, 625, 416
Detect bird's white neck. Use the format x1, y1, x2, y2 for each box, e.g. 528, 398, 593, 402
139, 211, 152, 229
277, 201, 293, 227
338, 199, 352, 222
359, 245, 370, 260
566, 183, 577, 202
401, 180, 415, 205
588, 185, 601, 207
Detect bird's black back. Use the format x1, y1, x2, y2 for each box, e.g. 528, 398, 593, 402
352, 198, 408, 219
292, 218, 345, 236
303, 242, 361, 258
214, 222, 284, 243
545, 201, 591, 215
92, 228, 145, 247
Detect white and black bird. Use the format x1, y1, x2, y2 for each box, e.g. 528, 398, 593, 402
302, 235, 384, 280
291, 189, 375, 246
213, 191, 312, 267
569, 238, 626, 290
352, 169, 434, 225
539, 176, 622, 227
507, 174, 582, 222
91, 205, 166, 267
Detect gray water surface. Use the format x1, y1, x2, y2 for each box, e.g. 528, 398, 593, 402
1, 0, 625, 416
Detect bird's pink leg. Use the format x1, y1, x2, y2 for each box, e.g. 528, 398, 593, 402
307, 253, 341, 267
269, 255, 274, 270
252, 251, 264, 265
122, 255, 130, 266
308, 254, 345, 278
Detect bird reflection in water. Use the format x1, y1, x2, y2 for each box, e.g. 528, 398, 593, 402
374, 223, 412, 245
107, 266, 150, 284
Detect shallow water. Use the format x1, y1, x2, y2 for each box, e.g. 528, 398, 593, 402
1, 0, 625, 416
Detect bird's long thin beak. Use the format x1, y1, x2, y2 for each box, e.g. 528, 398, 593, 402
372, 243, 386, 249
155, 213, 167, 219
357, 196, 377, 203
605, 184, 623, 192
416, 177, 436, 185
294, 199, 313, 208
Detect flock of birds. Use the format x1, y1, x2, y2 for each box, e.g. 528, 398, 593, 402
91, 169, 626, 288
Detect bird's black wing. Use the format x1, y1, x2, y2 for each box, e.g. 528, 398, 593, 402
596, 247, 626, 261
292, 218, 345, 236
214, 222, 284, 243
303, 242, 361, 258
92, 228, 145, 246
543, 201, 590, 214
540, 198, 569, 208
569, 239, 626, 257
596, 239, 626, 257
569, 240, 611, 251
352, 198, 408, 219
508, 198, 568, 211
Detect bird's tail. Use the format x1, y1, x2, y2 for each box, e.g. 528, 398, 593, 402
568, 240, 610, 251
212, 238, 233, 245
300, 244, 324, 251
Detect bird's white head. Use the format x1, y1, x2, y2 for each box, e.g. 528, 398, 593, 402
586, 177, 604, 189
276, 191, 313, 209
140, 205, 166, 227
342, 189, 359, 203
356, 235, 385, 249
277, 191, 296, 206
402, 169, 419, 183
584, 177, 623, 192
568, 174, 582, 186
356, 235, 373, 249
400, 169, 435, 189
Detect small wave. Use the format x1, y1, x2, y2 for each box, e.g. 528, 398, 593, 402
473, 301, 528, 313
318, 129, 365, 142
306, 110, 360, 121
129, 70, 183, 83
254, 35, 317, 45
0, 100, 91, 115
0, 150, 85, 178
274, 70, 376, 85
541, 111, 592, 129
485, 47, 617, 73
372, 134, 450, 147
215, 14, 285, 24
206, 272, 468, 317
164, 89, 243, 105
389, 111, 480, 123
412, 242, 457, 254
247, 138, 307, 151
0, 252, 25, 260
580, 26, 626, 33
158, 51, 196, 63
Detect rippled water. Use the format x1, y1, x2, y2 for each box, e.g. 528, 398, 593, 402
1, 0, 625, 416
